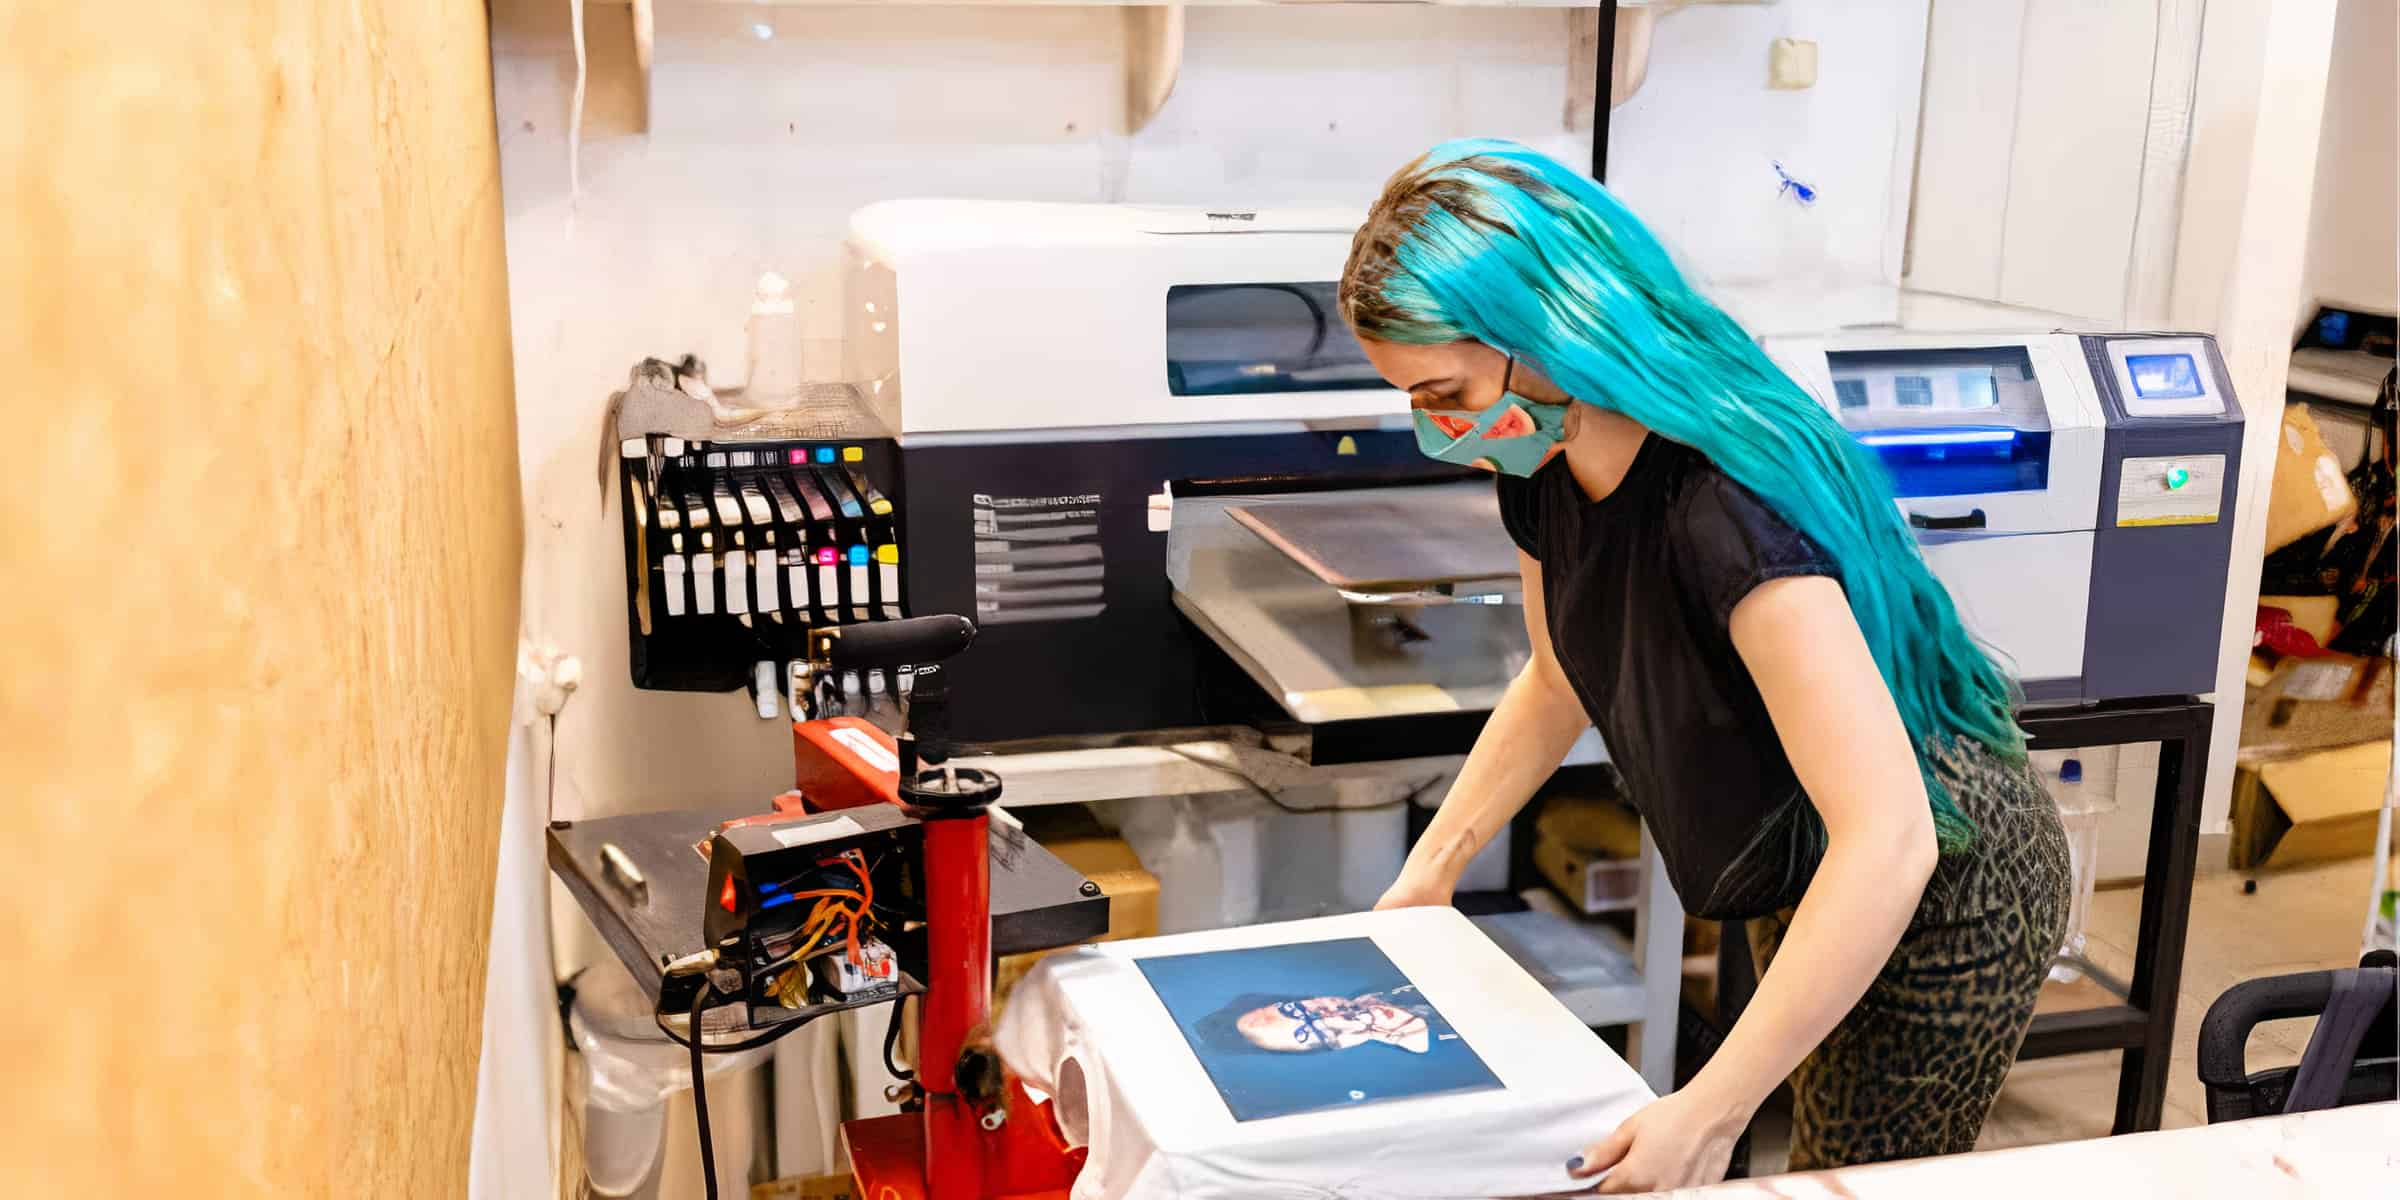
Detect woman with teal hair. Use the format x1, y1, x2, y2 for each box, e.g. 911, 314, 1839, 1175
1345, 140, 2069, 1188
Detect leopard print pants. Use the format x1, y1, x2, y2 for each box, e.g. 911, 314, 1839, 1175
1745, 743, 2072, 1170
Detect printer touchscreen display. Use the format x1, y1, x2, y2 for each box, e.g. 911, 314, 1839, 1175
2125, 353, 2204, 400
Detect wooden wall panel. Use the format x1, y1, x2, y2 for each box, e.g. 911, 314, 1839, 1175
0, 3, 521, 1196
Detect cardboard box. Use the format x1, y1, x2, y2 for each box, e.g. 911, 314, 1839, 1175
994, 821, 1160, 1009
752, 1174, 859, 1200
2228, 739, 2394, 870
2239, 657, 2393, 758
2265, 404, 2358, 554
1532, 789, 1645, 913
1536, 788, 1644, 860
1048, 835, 1159, 942
1533, 830, 1645, 914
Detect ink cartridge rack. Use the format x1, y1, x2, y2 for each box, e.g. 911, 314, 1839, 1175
619, 431, 907, 694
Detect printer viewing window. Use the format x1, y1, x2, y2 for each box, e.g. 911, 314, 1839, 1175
2125, 353, 2204, 401
1165, 282, 1385, 397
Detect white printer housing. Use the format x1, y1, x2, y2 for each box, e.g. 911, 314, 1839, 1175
1767, 331, 2242, 703
1768, 333, 2106, 693
845, 200, 1400, 436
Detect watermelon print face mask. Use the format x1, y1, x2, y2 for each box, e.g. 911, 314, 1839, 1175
1411, 356, 1571, 477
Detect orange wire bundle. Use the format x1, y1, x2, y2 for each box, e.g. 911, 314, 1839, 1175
780, 849, 877, 967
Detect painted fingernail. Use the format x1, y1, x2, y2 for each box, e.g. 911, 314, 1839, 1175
1566, 1156, 1584, 1172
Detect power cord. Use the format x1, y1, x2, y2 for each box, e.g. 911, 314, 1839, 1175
883, 994, 914, 1082
686, 990, 717, 1200
1159, 744, 1446, 815
656, 990, 820, 1200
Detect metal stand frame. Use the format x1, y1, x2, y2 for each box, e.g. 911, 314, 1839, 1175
1714, 696, 2213, 1136
2015, 696, 2212, 1133
1592, 0, 1617, 184
1628, 824, 1683, 1092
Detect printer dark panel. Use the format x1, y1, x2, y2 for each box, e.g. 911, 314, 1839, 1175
899, 428, 1439, 743
2080, 335, 2247, 701
2085, 425, 2245, 699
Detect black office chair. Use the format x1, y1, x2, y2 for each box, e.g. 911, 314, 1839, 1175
2196, 950, 2398, 1122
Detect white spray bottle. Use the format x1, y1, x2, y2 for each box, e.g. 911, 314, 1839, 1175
744, 271, 803, 411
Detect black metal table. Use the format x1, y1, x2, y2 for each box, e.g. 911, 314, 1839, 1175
548, 805, 1110, 1011
2014, 696, 2213, 1133
1714, 695, 2213, 1135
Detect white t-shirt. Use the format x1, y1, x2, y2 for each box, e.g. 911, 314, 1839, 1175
995, 907, 1656, 1200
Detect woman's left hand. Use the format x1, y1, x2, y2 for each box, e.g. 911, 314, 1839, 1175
1567, 1085, 1749, 1194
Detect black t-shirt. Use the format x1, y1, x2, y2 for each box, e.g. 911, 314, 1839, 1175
1498, 435, 1836, 919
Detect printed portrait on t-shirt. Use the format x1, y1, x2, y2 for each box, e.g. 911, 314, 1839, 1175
1136, 937, 1502, 1121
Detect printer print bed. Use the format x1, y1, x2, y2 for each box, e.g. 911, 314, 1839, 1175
1136, 937, 1502, 1122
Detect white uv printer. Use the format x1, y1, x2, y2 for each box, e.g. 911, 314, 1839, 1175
1768, 332, 2244, 703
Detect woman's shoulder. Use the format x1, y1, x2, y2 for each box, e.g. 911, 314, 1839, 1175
1494, 469, 1547, 557
1653, 441, 1837, 615
1655, 441, 1800, 544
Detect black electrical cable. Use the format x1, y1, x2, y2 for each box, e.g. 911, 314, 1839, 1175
654, 1003, 818, 1055
1593, 0, 1618, 184
687, 989, 719, 1200
883, 994, 914, 1082
657, 990, 826, 1200
1160, 745, 1445, 815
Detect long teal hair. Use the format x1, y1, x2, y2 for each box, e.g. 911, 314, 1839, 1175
1341, 139, 2021, 850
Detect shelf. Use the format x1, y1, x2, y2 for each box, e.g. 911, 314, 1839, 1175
582, 0, 1733, 134
594, 1, 1708, 9
1471, 906, 1651, 1028
2288, 346, 2392, 413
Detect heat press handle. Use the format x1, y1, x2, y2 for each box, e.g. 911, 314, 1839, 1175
1907, 508, 1986, 531
815, 614, 977, 671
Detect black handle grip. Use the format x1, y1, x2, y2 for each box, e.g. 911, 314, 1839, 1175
1908, 508, 1987, 531
813, 615, 977, 671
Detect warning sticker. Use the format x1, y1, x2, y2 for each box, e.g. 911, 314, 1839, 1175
830, 725, 900, 775
2116, 454, 2225, 528
970, 492, 1108, 625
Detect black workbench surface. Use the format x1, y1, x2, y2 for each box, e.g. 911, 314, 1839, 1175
549, 805, 1109, 1007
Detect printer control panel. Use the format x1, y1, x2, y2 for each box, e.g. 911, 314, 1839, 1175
619, 435, 907, 693
2114, 452, 2228, 528
2098, 335, 2236, 420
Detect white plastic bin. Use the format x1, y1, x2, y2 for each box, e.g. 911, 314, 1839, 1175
2034, 752, 2119, 983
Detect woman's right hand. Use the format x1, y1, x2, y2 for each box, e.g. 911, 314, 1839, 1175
1374, 865, 1456, 911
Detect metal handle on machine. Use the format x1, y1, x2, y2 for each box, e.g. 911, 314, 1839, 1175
809, 615, 976, 671
1907, 508, 1987, 531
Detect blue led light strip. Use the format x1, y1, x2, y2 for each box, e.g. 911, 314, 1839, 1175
1856, 429, 2018, 448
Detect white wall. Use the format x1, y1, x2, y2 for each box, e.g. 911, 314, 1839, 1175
2168, 0, 2341, 835
2300, 0, 2397, 321
480, 2, 1937, 1192
2297, 0, 2398, 469
1903, 0, 2209, 331
492, 0, 1934, 908
1908, 0, 2166, 324
1604, 1, 1931, 333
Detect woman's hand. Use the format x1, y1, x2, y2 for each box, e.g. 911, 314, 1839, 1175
1372, 552, 1590, 918
1567, 1085, 1748, 1193
1373, 863, 1455, 911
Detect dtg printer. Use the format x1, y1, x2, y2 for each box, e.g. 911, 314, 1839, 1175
614, 200, 2245, 757
1766, 332, 2244, 704
839, 200, 1493, 757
